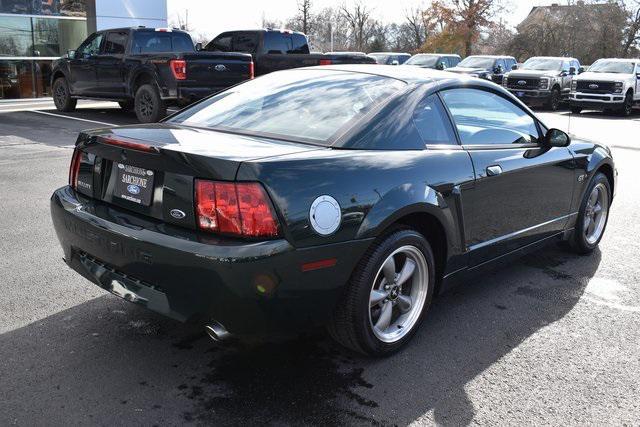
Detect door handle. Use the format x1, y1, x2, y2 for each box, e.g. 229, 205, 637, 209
486, 165, 503, 176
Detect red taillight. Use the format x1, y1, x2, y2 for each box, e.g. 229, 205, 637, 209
99, 136, 159, 153
195, 180, 279, 238
69, 148, 81, 189
319, 59, 332, 66
249, 61, 254, 79
170, 59, 187, 80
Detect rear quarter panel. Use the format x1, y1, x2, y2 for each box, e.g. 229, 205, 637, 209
237, 148, 475, 274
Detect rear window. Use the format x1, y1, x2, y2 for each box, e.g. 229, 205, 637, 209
131, 32, 194, 53
206, 32, 258, 53
169, 69, 406, 145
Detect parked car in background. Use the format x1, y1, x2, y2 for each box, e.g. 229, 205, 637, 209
205, 29, 375, 76
447, 55, 517, 84
569, 58, 640, 116
52, 65, 615, 356
368, 52, 411, 65
403, 53, 461, 70
51, 27, 253, 123
503, 56, 582, 111
326, 51, 368, 57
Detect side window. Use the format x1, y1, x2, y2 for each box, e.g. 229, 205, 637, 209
562, 61, 570, 73
413, 94, 457, 145
209, 34, 232, 52
233, 33, 258, 53
104, 31, 127, 54
440, 88, 540, 146
77, 33, 103, 57
172, 34, 194, 52
450, 57, 460, 67
496, 59, 506, 72
264, 32, 291, 54
290, 34, 309, 54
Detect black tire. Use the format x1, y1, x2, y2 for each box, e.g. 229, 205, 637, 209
134, 84, 166, 123
570, 106, 582, 114
327, 228, 436, 356
618, 92, 633, 117
118, 100, 134, 111
52, 77, 77, 112
546, 87, 561, 111
569, 172, 611, 254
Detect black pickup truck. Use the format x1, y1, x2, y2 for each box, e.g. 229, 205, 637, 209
205, 29, 375, 76
51, 28, 253, 123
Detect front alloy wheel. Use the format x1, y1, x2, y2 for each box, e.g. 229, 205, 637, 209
570, 172, 610, 254
549, 88, 561, 111
620, 93, 633, 117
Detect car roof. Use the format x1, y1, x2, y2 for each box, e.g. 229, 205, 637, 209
369, 52, 410, 56
412, 53, 461, 57
305, 64, 495, 86
527, 56, 579, 61
593, 57, 640, 62
101, 27, 189, 33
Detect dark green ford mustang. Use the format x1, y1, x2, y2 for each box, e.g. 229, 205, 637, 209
51, 65, 615, 356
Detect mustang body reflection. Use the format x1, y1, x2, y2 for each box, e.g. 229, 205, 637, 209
50, 65, 615, 355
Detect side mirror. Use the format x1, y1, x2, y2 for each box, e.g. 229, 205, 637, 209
195, 42, 203, 51
544, 128, 570, 147
436, 62, 445, 70
569, 66, 576, 75
579, 66, 585, 74
560, 70, 568, 77
511, 64, 518, 70
494, 66, 504, 74
391, 60, 400, 66
67, 49, 76, 59
636, 73, 640, 79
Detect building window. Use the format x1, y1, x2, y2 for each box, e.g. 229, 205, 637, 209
0, 0, 86, 16
0, 16, 33, 57
32, 17, 86, 57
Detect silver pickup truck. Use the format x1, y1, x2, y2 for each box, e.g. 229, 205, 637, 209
502, 56, 582, 111
569, 58, 640, 116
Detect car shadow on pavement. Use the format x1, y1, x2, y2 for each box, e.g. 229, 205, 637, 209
0, 245, 600, 426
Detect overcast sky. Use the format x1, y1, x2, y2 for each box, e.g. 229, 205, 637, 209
166, 0, 564, 40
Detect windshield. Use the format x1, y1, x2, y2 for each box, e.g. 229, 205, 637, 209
458, 57, 495, 68
522, 58, 562, 71
588, 60, 635, 74
369, 54, 390, 64
169, 69, 406, 145
405, 55, 439, 67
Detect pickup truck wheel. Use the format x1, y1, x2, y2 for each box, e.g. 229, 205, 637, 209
547, 87, 561, 111
52, 77, 76, 112
118, 100, 134, 112
327, 228, 435, 356
570, 106, 582, 114
569, 172, 610, 254
619, 93, 633, 117
135, 84, 166, 123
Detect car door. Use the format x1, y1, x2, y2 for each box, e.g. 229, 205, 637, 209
635, 63, 640, 99
95, 30, 128, 96
560, 60, 572, 95
439, 87, 576, 266
68, 32, 103, 95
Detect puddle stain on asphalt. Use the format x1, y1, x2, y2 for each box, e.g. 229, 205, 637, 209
176, 335, 381, 425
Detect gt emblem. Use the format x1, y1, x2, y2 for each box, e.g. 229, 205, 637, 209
589, 84, 599, 89
517, 80, 527, 85
214, 64, 227, 72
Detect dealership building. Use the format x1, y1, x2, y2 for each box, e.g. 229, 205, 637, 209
0, 0, 167, 99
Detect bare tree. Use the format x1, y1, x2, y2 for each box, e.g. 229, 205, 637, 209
622, 0, 640, 56
404, 7, 427, 50
295, 0, 314, 34
340, 2, 374, 51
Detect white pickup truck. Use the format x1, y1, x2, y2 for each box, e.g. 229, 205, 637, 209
569, 58, 640, 116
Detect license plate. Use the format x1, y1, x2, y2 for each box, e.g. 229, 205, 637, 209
114, 163, 154, 206
516, 91, 525, 97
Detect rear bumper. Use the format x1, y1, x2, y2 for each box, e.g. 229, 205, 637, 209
176, 85, 233, 104
50, 186, 372, 335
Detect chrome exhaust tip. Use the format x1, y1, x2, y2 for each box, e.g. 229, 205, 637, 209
204, 321, 231, 342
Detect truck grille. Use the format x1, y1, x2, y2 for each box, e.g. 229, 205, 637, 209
576, 81, 615, 94
507, 77, 540, 90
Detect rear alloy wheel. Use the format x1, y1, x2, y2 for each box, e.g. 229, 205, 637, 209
134, 84, 166, 123
619, 92, 633, 117
570, 172, 610, 254
547, 87, 561, 111
52, 77, 77, 112
327, 229, 435, 356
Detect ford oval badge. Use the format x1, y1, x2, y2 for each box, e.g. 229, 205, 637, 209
127, 184, 140, 195
170, 209, 186, 219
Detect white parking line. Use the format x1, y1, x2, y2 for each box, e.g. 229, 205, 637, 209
27, 110, 116, 127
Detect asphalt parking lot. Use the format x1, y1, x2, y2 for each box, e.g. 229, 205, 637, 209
1, 102, 639, 426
